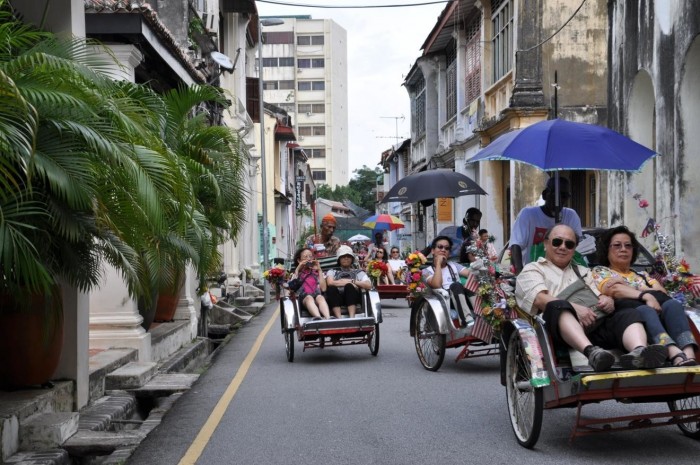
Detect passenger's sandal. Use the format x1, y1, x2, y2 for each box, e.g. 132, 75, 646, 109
671, 352, 698, 367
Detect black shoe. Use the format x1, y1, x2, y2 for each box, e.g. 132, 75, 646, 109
587, 346, 615, 371
619, 344, 666, 369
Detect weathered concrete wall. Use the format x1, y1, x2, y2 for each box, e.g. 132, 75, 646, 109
609, 0, 700, 268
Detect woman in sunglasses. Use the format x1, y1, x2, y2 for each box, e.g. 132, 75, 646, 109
592, 226, 697, 366
388, 247, 406, 283
422, 236, 473, 326
371, 247, 395, 284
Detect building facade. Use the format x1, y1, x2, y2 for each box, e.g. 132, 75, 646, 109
257, 16, 349, 188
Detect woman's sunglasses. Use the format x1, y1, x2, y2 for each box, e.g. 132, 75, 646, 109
435, 244, 450, 250
550, 238, 576, 250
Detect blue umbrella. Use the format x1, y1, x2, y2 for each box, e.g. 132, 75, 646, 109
469, 119, 658, 171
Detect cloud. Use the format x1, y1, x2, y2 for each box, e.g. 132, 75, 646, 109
257, 0, 446, 177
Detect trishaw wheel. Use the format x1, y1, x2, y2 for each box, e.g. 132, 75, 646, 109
368, 324, 380, 356
505, 330, 543, 448
285, 330, 295, 363
414, 301, 445, 371
668, 396, 700, 439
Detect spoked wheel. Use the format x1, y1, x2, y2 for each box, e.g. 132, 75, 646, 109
505, 330, 543, 448
413, 301, 445, 371
368, 324, 380, 356
668, 395, 700, 438
285, 330, 295, 363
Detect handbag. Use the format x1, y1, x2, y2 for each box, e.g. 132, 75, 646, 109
557, 265, 605, 332
615, 289, 671, 310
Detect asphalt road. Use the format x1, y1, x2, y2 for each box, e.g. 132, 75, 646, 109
127, 299, 700, 465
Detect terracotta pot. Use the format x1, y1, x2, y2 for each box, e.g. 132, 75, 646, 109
0, 289, 63, 389
154, 273, 185, 322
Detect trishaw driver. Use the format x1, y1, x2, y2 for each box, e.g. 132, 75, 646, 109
305, 213, 341, 257
510, 177, 581, 274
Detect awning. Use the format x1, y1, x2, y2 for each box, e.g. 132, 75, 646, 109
275, 124, 296, 141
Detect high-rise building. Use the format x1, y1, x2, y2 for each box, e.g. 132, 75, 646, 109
258, 16, 348, 187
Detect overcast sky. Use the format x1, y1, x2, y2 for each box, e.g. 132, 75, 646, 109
256, 0, 449, 177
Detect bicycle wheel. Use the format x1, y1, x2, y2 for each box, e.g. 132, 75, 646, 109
668, 396, 700, 439
368, 324, 380, 356
505, 330, 543, 448
285, 330, 295, 363
413, 301, 445, 371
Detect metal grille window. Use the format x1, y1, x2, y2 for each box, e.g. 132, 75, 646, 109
279, 80, 295, 90
298, 126, 326, 136
312, 170, 326, 181
278, 57, 295, 67
308, 148, 326, 158
263, 81, 278, 90
298, 103, 325, 114
465, 16, 481, 104
297, 35, 324, 46
262, 32, 294, 44
312, 58, 325, 68
491, 0, 513, 83
297, 81, 325, 91
411, 73, 426, 138
262, 58, 277, 67
445, 39, 457, 119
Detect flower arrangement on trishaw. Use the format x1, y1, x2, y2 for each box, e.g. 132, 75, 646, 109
409, 236, 523, 372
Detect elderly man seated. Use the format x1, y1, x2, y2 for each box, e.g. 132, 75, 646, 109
515, 224, 666, 371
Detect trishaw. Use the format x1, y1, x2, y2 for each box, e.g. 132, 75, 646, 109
279, 256, 382, 362
500, 309, 700, 448
409, 284, 500, 371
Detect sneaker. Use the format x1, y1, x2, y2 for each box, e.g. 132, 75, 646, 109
587, 346, 615, 371
619, 344, 667, 369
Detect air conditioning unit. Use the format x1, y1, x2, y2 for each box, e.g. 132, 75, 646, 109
306, 112, 312, 116
297, 68, 303, 73
299, 136, 305, 140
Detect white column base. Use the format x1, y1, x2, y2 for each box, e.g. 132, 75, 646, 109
174, 266, 197, 339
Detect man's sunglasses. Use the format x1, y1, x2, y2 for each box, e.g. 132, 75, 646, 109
550, 238, 576, 250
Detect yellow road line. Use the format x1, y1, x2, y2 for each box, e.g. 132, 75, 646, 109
178, 305, 280, 465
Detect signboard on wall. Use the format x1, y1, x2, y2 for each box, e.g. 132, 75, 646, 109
437, 197, 453, 222
295, 176, 304, 210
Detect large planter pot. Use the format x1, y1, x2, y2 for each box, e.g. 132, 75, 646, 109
154, 273, 185, 323
0, 289, 63, 389
137, 291, 159, 331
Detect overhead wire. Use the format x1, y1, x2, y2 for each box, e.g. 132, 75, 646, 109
256, 0, 452, 8
517, 0, 587, 53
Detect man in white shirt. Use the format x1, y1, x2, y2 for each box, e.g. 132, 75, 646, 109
510, 177, 582, 274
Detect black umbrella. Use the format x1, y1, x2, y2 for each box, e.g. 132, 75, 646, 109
379, 169, 487, 205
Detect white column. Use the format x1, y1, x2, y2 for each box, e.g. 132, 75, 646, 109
55, 283, 90, 409
174, 265, 198, 339
89, 264, 151, 361
88, 43, 151, 361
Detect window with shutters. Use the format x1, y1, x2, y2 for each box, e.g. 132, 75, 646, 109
445, 39, 457, 119
491, 0, 513, 83
411, 73, 426, 138
465, 16, 481, 104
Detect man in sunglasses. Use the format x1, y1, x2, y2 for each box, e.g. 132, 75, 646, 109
510, 177, 582, 274
515, 225, 666, 371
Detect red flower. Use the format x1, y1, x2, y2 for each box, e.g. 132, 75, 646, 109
639, 199, 649, 208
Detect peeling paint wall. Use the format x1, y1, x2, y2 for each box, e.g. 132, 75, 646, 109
609, 0, 700, 269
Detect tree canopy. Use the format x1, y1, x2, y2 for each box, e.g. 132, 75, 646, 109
316, 165, 383, 212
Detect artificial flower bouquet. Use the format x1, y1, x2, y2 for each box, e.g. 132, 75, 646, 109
466, 244, 520, 333
262, 264, 288, 286
404, 251, 428, 301
366, 259, 389, 286
634, 193, 700, 307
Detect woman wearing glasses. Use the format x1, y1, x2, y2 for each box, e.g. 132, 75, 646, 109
423, 236, 473, 326
592, 226, 697, 366
388, 247, 406, 283
371, 247, 395, 285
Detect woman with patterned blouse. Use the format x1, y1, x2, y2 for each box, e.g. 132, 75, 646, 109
592, 226, 697, 366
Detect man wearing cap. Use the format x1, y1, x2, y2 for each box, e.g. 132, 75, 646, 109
305, 213, 341, 257
510, 176, 582, 274
325, 245, 372, 318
